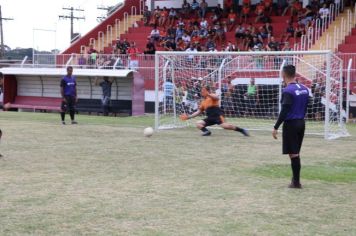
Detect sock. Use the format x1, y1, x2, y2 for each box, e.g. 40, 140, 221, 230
201, 127, 209, 132
61, 112, 65, 122
291, 156, 301, 184
234, 126, 243, 132
69, 110, 75, 121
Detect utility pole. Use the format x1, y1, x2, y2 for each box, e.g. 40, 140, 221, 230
0, 6, 14, 59
96, 5, 110, 22
59, 7, 85, 42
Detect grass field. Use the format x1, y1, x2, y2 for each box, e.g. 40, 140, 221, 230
0, 112, 356, 236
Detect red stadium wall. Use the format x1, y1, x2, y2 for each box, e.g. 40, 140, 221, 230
62, 0, 142, 54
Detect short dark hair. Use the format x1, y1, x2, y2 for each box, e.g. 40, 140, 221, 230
203, 86, 211, 92
282, 65, 296, 78
67, 66, 73, 71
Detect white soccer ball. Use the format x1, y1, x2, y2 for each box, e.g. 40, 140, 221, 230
143, 127, 154, 137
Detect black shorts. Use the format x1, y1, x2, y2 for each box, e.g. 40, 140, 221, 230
282, 119, 305, 154
61, 96, 76, 112
203, 115, 225, 126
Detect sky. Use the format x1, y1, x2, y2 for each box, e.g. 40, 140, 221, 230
1, 0, 124, 52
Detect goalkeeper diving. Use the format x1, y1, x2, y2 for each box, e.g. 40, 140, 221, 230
180, 86, 249, 136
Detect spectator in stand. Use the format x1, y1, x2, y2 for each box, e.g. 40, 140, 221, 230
88, 46, 98, 66
257, 26, 269, 43
164, 38, 176, 51
185, 43, 198, 62
191, 0, 200, 17
255, 2, 266, 23
127, 42, 139, 70
121, 38, 130, 54
143, 6, 151, 26
319, 3, 330, 20
225, 41, 238, 51
206, 37, 216, 51
182, 31, 191, 45
291, 0, 302, 16
191, 25, 200, 37
176, 25, 185, 41
159, 7, 168, 26
200, 17, 209, 29
267, 36, 281, 69
207, 25, 217, 39
150, 25, 160, 42
282, 0, 295, 16
249, 36, 263, 50
159, 27, 168, 42
144, 38, 156, 54
211, 11, 220, 25
235, 24, 245, 45
215, 4, 224, 19
299, 5, 315, 26
176, 17, 185, 28
281, 21, 295, 42
150, 6, 161, 26
224, 0, 234, 16
214, 22, 226, 44
241, 3, 250, 24
294, 22, 305, 39
264, 22, 273, 38
191, 34, 201, 45
199, 26, 208, 39
267, 36, 280, 51
243, 30, 253, 50
199, 0, 208, 18
227, 9, 237, 32
282, 41, 292, 51
181, 0, 191, 19
167, 26, 177, 37
264, 0, 273, 15
310, 0, 320, 13
168, 8, 177, 27
176, 38, 186, 51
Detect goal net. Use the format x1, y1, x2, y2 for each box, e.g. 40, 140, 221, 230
154, 51, 349, 139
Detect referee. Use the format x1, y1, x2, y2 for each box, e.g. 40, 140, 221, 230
272, 65, 309, 189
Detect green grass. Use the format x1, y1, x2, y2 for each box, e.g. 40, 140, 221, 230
0, 111, 356, 235
253, 161, 356, 183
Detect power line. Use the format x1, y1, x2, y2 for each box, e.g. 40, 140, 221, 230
59, 6, 85, 42
0, 5, 14, 59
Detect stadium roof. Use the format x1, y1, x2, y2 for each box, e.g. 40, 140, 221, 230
0, 68, 134, 78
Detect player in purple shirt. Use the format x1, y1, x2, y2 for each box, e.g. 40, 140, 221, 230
60, 66, 78, 125
272, 65, 309, 189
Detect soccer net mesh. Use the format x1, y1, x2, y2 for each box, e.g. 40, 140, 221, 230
155, 51, 349, 139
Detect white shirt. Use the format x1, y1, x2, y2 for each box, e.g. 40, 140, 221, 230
150, 29, 160, 37
182, 35, 191, 43
200, 20, 208, 29
319, 7, 330, 18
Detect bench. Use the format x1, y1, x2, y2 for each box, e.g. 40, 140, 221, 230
9, 96, 62, 111
76, 99, 132, 115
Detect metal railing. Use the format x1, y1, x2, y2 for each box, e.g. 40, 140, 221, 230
295, 2, 348, 51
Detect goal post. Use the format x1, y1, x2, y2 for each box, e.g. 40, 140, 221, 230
155, 50, 349, 139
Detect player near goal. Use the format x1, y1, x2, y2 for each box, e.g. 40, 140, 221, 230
272, 65, 309, 189
180, 86, 249, 136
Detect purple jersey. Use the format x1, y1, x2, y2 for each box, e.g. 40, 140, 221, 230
60, 76, 76, 97
282, 83, 309, 120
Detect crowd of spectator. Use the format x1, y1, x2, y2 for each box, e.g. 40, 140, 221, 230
79, 0, 338, 69
138, 0, 336, 53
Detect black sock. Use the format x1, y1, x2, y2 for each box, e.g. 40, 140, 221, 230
69, 110, 75, 121
291, 156, 301, 183
201, 127, 209, 132
61, 112, 65, 122
234, 126, 243, 132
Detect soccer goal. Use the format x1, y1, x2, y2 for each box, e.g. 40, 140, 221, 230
154, 50, 349, 139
